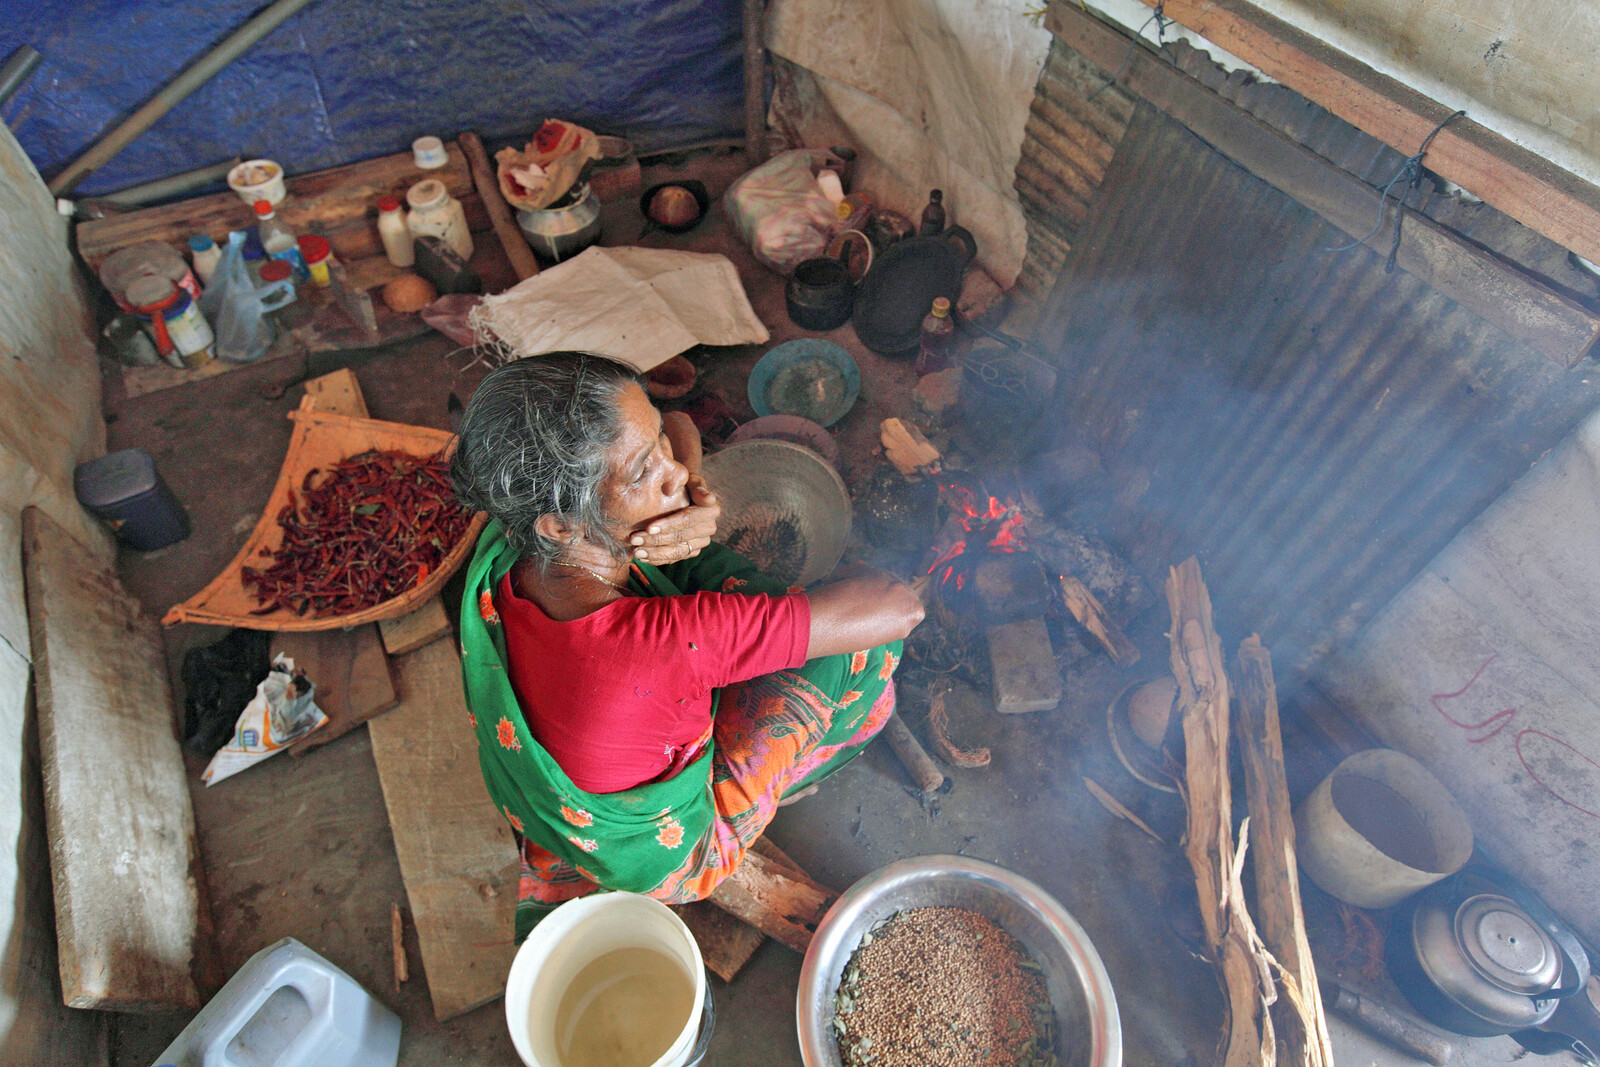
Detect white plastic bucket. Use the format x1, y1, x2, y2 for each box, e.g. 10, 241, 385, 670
506, 892, 706, 1067
1295, 748, 1474, 908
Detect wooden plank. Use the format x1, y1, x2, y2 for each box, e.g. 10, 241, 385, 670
460, 131, 541, 282
22, 508, 200, 1011
368, 637, 519, 1020
378, 597, 452, 657
1045, 1, 1600, 366
76, 143, 474, 272
1058, 574, 1141, 667
301, 367, 369, 418
708, 850, 836, 954
1104, 0, 1600, 268
271, 625, 398, 756
1236, 635, 1335, 1067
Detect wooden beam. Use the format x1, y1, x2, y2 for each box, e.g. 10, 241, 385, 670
1236, 635, 1335, 1067
368, 637, 519, 1020
1112, 0, 1600, 270
1045, 1, 1600, 366
23, 508, 200, 1011
378, 597, 453, 657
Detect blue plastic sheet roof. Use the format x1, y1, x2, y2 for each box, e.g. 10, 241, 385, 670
1, 0, 746, 195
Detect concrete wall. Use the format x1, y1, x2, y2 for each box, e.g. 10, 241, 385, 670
0, 121, 113, 1063
1318, 401, 1600, 948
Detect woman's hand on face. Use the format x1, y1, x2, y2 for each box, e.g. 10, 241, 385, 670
629, 475, 721, 564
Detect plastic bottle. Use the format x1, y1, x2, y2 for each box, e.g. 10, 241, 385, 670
188, 234, 222, 286
376, 194, 414, 267
297, 235, 334, 286
405, 179, 473, 261
919, 189, 946, 236
253, 199, 308, 279
916, 296, 955, 374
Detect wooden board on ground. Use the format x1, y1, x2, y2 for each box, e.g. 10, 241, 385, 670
379, 597, 452, 657
674, 901, 767, 983
271, 625, 398, 756
22, 507, 200, 1011
301, 366, 370, 418
368, 636, 519, 1021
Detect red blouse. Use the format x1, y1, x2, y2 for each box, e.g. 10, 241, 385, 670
495, 572, 811, 793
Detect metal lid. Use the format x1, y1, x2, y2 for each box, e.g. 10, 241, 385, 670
75, 448, 159, 507
1457, 894, 1562, 995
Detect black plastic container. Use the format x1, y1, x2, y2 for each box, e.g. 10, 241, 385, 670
785, 256, 854, 331
74, 448, 191, 551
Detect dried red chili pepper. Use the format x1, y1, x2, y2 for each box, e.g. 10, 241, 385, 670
242, 449, 473, 617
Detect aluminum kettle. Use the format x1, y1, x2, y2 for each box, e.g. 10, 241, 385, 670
1389, 868, 1595, 1062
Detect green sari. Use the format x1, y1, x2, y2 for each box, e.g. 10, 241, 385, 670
459, 520, 898, 935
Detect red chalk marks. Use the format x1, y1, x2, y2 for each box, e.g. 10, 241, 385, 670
1516, 729, 1600, 820
1431, 653, 1517, 742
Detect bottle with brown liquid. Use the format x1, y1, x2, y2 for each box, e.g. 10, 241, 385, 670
916, 297, 956, 374
918, 189, 946, 236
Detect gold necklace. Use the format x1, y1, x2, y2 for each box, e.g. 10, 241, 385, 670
550, 561, 631, 594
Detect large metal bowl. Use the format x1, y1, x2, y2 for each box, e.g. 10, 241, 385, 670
797, 856, 1122, 1067
702, 439, 850, 587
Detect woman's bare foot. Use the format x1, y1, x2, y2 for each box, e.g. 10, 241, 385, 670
777, 785, 819, 807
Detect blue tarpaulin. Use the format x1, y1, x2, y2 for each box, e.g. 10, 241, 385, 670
1, 0, 746, 195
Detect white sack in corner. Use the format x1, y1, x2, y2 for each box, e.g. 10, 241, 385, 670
469, 246, 770, 372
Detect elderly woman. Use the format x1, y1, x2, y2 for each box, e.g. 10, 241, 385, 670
452, 353, 924, 939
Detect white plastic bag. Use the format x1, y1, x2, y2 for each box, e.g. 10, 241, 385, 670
199, 231, 292, 362
723, 149, 842, 274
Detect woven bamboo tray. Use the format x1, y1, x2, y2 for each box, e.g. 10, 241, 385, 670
163, 405, 486, 631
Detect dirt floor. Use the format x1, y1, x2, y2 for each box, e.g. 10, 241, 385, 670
99, 149, 1575, 1067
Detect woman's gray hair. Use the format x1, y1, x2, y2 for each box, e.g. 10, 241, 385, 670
450, 352, 644, 567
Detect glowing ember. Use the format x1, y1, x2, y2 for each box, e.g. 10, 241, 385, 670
927, 482, 1029, 593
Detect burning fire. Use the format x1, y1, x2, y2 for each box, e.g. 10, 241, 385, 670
927, 483, 1028, 593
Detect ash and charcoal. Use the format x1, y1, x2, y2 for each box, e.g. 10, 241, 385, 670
833, 907, 1058, 1067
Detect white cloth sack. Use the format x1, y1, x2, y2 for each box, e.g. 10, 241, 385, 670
469, 246, 769, 371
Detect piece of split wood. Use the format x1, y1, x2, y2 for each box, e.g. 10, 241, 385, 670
708, 850, 836, 954
392, 903, 408, 990
880, 417, 941, 476
1082, 776, 1164, 843
1058, 574, 1140, 667
928, 689, 991, 767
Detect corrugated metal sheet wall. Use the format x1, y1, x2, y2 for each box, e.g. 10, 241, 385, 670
1018, 42, 1600, 689
1013, 41, 1134, 301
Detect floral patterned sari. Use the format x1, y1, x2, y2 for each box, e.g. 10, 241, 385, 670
459, 520, 899, 940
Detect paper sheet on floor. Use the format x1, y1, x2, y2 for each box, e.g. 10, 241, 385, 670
202, 654, 326, 786
469, 246, 769, 371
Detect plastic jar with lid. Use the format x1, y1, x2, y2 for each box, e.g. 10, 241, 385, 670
405, 179, 473, 261
126, 274, 214, 368
296, 235, 334, 286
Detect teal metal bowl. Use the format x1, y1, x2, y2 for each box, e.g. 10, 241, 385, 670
748, 339, 860, 427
